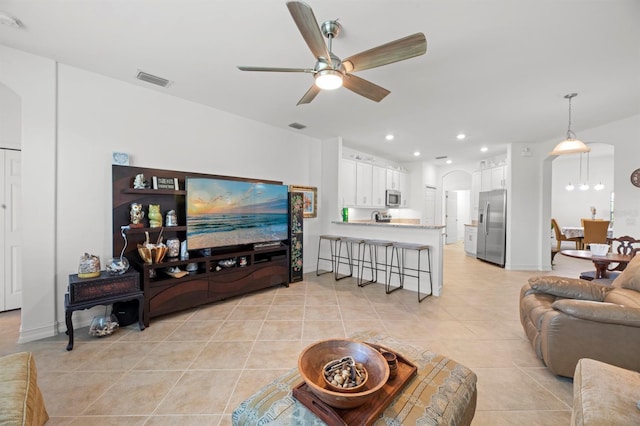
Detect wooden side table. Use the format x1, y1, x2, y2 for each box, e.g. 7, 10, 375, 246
65, 270, 144, 350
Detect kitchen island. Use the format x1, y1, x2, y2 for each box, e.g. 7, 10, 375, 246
328, 221, 446, 296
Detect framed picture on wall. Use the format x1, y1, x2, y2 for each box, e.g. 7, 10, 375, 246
290, 185, 317, 218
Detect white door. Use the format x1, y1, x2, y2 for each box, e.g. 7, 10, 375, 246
445, 190, 458, 244
1, 149, 22, 311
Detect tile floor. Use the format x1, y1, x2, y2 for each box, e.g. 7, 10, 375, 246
0, 242, 589, 425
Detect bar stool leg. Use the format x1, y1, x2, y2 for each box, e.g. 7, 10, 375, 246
386, 246, 404, 294
335, 240, 353, 280
417, 248, 433, 302
316, 236, 339, 276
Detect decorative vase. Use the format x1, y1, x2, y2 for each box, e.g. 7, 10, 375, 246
78, 253, 101, 278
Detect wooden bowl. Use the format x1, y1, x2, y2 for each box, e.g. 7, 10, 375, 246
137, 244, 168, 264
298, 339, 389, 409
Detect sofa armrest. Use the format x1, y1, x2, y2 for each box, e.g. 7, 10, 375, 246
552, 299, 640, 327
528, 276, 611, 301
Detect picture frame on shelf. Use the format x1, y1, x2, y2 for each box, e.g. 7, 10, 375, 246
152, 176, 180, 190
290, 185, 317, 218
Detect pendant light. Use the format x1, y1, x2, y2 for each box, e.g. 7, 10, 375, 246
579, 152, 590, 190
550, 93, 591, 156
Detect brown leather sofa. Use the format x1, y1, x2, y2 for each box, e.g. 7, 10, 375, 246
519, 254, 640, 378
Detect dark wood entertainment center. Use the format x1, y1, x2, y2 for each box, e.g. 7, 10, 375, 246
112, 165, 290, 326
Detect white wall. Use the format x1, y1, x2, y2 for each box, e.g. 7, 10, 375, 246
1, 47, 325, 342
0, 46, 57, 341
0, 83, 21, 149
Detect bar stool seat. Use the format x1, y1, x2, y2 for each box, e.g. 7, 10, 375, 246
388, 242, 433, 302
359, 239, 394, 287
316, 235, 342, 276
335, 237, 365, 281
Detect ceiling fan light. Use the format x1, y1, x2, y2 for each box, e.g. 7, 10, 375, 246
315, 69, 343, 90
550, 138, 591, 155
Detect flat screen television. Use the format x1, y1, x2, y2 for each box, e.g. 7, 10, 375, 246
186, 177, 289, 250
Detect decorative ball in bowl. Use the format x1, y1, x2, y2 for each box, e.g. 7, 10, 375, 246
298, 339, 389, 409
322, 357, 368, 393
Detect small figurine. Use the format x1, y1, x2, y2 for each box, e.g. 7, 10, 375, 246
129, 203, 145, 228
133, 173, 148, 189
148, 204, 163, 228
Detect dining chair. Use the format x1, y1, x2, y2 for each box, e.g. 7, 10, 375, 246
607, 235, 640, 272
551, 218, 582, 252
581, 219, 611, 250
580, 218, 604, 227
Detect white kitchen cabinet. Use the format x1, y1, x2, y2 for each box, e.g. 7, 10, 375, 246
340, 158, 357, 207
386, 168, 400, 190
491, 165, 507, 189
479, 165, 507, 192
398, 171, 410, 207
464, 225, 477, 256
356, 162, 373, 206
371, 165, 387, 207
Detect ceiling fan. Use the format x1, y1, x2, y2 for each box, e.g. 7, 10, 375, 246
237, 1, 427, 105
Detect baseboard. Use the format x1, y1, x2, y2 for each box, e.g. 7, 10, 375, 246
18, 322, 57, 343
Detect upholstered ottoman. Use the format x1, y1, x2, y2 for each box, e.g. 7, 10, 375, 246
572, 358, 640, 426
232, 331, 477, 425
0, 352, 49, 425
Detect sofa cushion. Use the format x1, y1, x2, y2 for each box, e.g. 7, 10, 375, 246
612, 254, 640, 291
572, 358, 640, 426
528, 276, 610, 301
605, 288, 640, 308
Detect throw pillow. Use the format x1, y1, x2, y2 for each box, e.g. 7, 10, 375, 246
528, 276, 610, 301
612, 254, 640, 291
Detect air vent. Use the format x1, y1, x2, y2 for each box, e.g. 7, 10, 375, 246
136, 71, 172, 88
288, 122, 307, 130
435, 156, 448, 160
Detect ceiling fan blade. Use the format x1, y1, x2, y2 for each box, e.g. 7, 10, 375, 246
286, 1, 331, 63
237, 66, 314, 73
297, 84, 321, 105
343, 33, 427, 73
342, 74, 390, 102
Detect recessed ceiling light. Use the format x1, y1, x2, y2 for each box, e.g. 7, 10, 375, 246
385, 134, 394, 141
456, 133, 466, 140
480, 147, 488, 152
446, 159, 452, 164
413, 151, 421, 157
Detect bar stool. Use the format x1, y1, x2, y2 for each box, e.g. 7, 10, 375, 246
335, 237, 365, 281
387, 242, 433, 302
358, 239, 394, 287
316, 235, 341, 276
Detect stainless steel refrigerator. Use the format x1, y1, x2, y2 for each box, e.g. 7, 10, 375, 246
476, 189, 507, 267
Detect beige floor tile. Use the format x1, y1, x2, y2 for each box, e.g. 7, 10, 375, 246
256, 320, 302, 340
244, 340, 301, 369
69, 416, 149, 425
83, 371, 183, 415
165, 320, 223, 341
154, 370, 241, 414
190, 341, 253, 369
134, 341, 207, 370
472, 410, 572, 425
302, 320, 345, 340
474, 367, 570, 411
143, 415, 224, 425
304, 304, 339, 320
212, 320, 263, 341
266, 304, 304, 320
226, 368, 289, 413
74, 341, 159, 372
117, 320, 180, 342
226, 305, 270, 321
191, 302, 238, 320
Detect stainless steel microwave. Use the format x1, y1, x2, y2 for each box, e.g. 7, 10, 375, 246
385, 190, 401, 207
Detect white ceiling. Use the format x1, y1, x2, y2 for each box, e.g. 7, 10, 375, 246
1, 0, 639, 164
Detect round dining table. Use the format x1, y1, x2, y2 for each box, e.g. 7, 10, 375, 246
560, 250, 633, 279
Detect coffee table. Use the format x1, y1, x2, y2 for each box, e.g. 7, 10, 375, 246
560, 249, 633, 279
